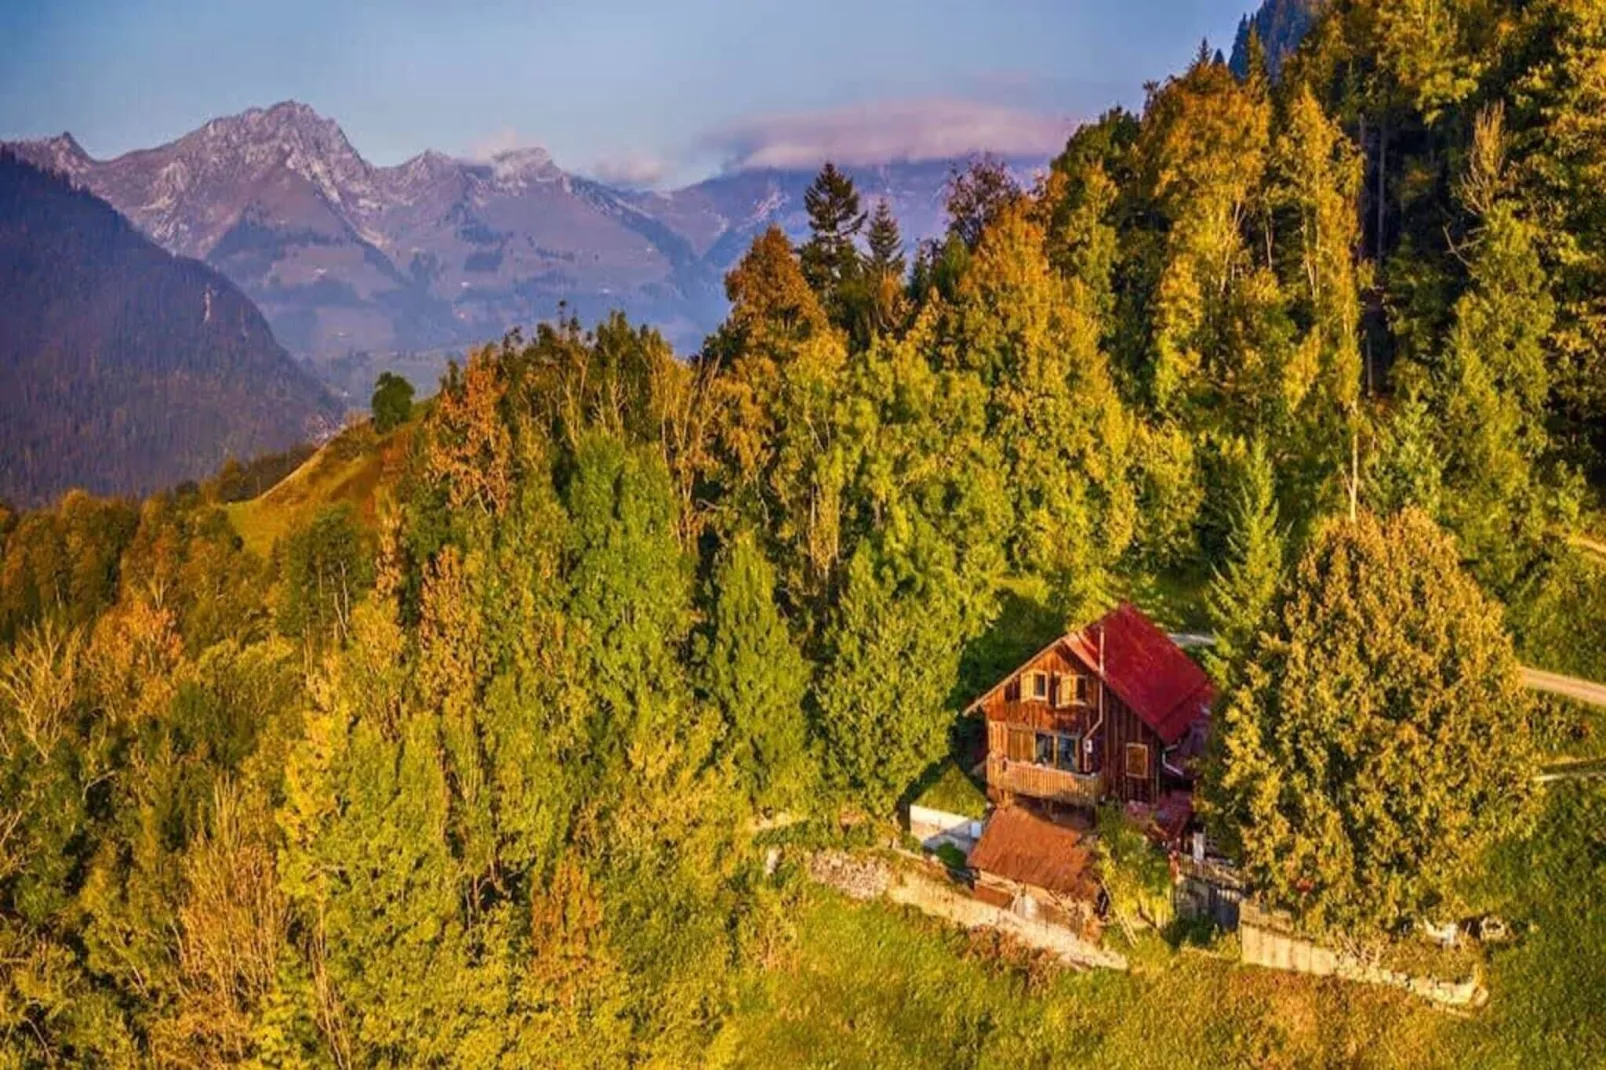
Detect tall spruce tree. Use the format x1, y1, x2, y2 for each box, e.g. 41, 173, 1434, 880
799, 162, 867, 328
815, 539, 968, 812
1203, 438, 1284, 681
1430, 106, 1558, 589
866, 198, 905, 280
863, 198, 908, 338
697, 531, 813, 810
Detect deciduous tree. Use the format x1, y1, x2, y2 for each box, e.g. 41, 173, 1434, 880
1206, 509, 1538, 938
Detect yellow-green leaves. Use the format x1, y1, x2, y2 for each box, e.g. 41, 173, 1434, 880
1207, 509, 1538, 938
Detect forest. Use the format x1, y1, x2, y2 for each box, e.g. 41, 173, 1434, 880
4, 0, 1606, 1064
0, 154, 341, 507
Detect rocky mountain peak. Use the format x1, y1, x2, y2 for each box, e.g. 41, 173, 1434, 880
3, 101, 1040, 359
200, 101, 374, 200
9, 132, 93, 179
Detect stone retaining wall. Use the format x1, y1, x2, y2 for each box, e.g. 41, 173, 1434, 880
1239, 903, 1486, 1008
807, 850, 1126, 971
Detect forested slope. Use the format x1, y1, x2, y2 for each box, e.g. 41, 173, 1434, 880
4, 0, 1606, 1063
0, 153, 341, 506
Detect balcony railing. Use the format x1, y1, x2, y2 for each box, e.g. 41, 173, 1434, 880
986, 756, 1103, 807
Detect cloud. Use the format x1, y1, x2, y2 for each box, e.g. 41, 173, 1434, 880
465, 126, 529, 161
586, 151, 670, 189
706, 98, 1075, 172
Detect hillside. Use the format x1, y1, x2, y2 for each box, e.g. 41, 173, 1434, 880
0, 152, 342, 506
10, 0, 1606, 1064
225, 414, 415, 558
8, 104, 1042, 362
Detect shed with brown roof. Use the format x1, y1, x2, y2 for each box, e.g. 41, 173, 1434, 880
968, 806, 1099, 902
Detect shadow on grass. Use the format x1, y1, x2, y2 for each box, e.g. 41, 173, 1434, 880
896, 756, 989, 821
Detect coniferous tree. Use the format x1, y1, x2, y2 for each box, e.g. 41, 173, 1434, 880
952, 198, 1137, 622
1241, 25, 1269, 94
1429, 105, 1559, 589
865, 198, 905, 280
863, 198, 908, 338
1203, 438, 1284, 679
815, 540, 967, 812
799, 162, 867, 327
697, 532, 813, 810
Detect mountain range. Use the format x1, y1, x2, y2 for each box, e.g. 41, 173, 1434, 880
0, 151, 341, 506
9, 102, 1031, 376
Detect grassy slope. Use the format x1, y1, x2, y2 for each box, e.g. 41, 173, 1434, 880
722, 773, 1606, 1070
719, 893, 1457, 1069
225, 417, 416, 557
1453, 780, 1606, 1066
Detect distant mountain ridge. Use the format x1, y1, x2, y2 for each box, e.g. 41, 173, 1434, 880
9, 103, 1042, 361
0, 151, 342, 506
1229, 0, 1324, 79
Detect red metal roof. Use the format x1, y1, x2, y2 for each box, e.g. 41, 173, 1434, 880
968, 806, 1098, 900
1067, 602, 1213, 746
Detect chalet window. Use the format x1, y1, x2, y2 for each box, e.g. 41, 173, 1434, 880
1025, 670, 1048, 701
1053, 673, 1090, 708
1025, 731, 1082, 772
1007, 728, 1035, 763
1125, 742, 1151, 780
1054, 733, 1080, 773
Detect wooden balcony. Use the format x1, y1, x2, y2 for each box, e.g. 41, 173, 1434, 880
986, 756, 1103, 807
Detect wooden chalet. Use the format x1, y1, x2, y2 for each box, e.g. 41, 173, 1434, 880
966, 602, 1214, 810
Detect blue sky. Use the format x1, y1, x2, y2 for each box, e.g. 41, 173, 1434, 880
0, 0, 1250, 185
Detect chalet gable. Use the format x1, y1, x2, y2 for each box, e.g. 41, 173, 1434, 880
964, 636, 1097, 714
966, 603, 1213, 746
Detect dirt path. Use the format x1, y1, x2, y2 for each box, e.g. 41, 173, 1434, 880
1522, 667, 1606, 710
1535, 758, 1606, 784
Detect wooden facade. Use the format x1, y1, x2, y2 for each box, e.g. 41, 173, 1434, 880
975, 638, 1172, 807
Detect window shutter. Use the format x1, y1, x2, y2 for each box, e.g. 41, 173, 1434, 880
1125, 742, 1150, 780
